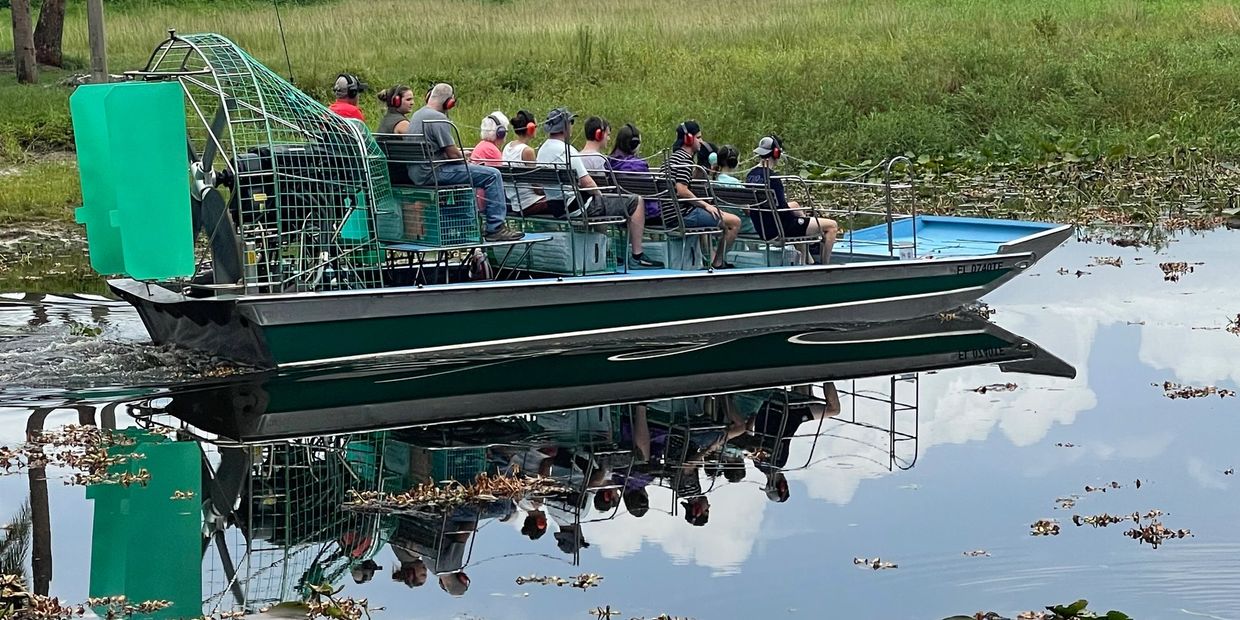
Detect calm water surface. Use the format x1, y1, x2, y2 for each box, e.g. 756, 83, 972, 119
1, 229, 1238, 620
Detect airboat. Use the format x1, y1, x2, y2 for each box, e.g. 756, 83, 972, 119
71, 32, 1072, 368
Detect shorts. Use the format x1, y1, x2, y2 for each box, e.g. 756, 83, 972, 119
585, 194, 639, 218
681, 207, 723, 229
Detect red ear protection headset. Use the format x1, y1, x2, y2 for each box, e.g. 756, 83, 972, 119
426, 85, 457, 110
679, 123, 696, 148
389, 85, 409, 108
512, 111, 538, 137
592, 124, 607, 141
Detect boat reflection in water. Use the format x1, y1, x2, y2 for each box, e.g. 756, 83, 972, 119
56, 315, 1073, 616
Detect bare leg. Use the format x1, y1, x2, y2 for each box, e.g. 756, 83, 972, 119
712, 211, 742, 267
628, 198, 645, 255
806, 217, 838, 265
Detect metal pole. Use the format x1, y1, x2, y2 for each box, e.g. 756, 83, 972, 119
86, 0, 107, 83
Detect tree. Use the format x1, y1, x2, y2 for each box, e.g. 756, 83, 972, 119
34, 0, 67, 67
9, 0, 39, 83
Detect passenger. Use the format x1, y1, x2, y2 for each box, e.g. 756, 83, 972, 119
328, 73, 367, 121
469, 111, 508, 165
712, 145, 744, 186
694, 140, 718, 179
521, 509, 548, 540
408, 83, 522, 242
439, 571, 470, 597
710, 145, 757, 235
536, 107, 663, 268
745, 136, 839, 263
375, 84, 413, 133
501, 109, 549, 215
661, 120, 741, 268
579, 116, 611, 171
608, 123, 661, 221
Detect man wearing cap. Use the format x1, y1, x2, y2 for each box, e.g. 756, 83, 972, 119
661, 120, 741, 269
746, 135, 839, 263
408, 83, 522, 242
537, 107, 663, 268
328, 73, 367, 121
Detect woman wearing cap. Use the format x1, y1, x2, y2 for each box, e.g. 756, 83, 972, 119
375, 85, 414, 134
745, 135, 839, 264
501, 109, 549, 215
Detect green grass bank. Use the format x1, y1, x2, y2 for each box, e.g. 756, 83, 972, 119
2, 0, 1240, 223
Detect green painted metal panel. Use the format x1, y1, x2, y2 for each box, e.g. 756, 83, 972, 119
87, 430, 202, 619
71, 81, 194, 280
263, 269, 1010, 365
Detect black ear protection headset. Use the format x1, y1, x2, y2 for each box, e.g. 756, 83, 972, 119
425, 84, 457, 110
337, 74, 361, 99
486, 114, 508, 140
623, 123, 641, 151
512, 110, 537, 137
678, 122, 696, 148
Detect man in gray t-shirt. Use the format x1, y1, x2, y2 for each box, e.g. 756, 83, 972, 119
405, 83, 522, 241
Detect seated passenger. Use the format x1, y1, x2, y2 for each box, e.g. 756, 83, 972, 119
661, 120, 741, 268
537, 107, 663, 268
579, 117, 611, 171
745, 136, 838, 263
501, 109, 549, 215
608, 123, 661, 221
328, 73, 367, 121
408, 83, 522, 242
694, 140, 718, 179
375, 84, 413, 133
710, 145, 757, 235
470, 111, 508, 164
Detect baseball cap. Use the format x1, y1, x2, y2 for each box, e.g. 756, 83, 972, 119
753, 135, 780, 157
333, 73, 367, 97
545, 107, 577, 134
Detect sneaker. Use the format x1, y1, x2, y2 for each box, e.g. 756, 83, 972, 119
484, 225, 525, 242
629, 252, 665, 268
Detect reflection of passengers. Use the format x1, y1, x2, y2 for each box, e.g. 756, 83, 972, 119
388, 514, 473, 596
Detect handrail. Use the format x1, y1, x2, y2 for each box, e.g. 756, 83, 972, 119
883, 156, 913, 254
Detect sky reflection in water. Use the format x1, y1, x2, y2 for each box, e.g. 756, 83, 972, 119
0, 230, 1238, 619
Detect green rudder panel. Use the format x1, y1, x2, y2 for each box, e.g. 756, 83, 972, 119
71, 81, 194, 280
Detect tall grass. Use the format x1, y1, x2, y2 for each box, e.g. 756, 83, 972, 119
3, 0, 1240, 163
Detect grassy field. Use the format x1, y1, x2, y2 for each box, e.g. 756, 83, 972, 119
2, 0, 1240, 222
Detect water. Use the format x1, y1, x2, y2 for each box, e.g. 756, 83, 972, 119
0, 228, 1238, 619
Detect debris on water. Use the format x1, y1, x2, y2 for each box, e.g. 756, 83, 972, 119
1055, 496, 1078, 510
1071, 513, 1129, 528
1056, 267, 1092, 277
1125, 520, 1192, 549
0, 425, 150, 487
345, 473, 569, 514
1030, 519, 1060, 536
1227, 314, 1240, 336
962, 549, 991, 557
1159, 261, 1196, 282
852, 557, 898, 570
516, 574, 603, 590
1125, 320, 1146, 325
1158, 381, 1236, 399
1055, 442, 1077, 448
1089, 256, 1123, 267
971, 382, 1017, 394
170, 490, 195, 500
588, 605, 621, 619
1135, 479, 1142, 489
1224, 468, 1234, 475
1084, 481, 1122, 493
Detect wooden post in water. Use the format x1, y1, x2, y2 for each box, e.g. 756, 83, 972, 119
86, 0, 108, 83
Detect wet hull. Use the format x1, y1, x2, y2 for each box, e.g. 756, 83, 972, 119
111, 251, 1037, 369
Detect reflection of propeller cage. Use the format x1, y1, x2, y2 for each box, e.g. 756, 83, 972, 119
202, 435, 393, 615
143, 33, 393, 292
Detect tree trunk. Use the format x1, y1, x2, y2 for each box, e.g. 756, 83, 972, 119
34, 0, 67, 68
10, 0, 39, 83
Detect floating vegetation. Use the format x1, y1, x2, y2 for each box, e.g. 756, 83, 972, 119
1088, 257, 1122, 268
962, 549, 991, 557
344, 473, 569, 515
0, 425, 148, 487
1030, 519, 1061, 536
972, 383, 1018, 394
1158, 381, 1236, 399
1227, 315, 1240, 336
1125, 521, 1192, 549
302, 583, 380, 620
1158, 261, 1197, 282
0, 575, 180, 620
1055, 443, 1077, 448
1071, 513, 1128, 528
1084, 481, 1122, 493
1225, 468, 1234, 476
169, 490, 195, 500
1055, 268, 1091, 278
516, 573, 603, 590
853, 557, 898, 570
1055, 497, 1078, 510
